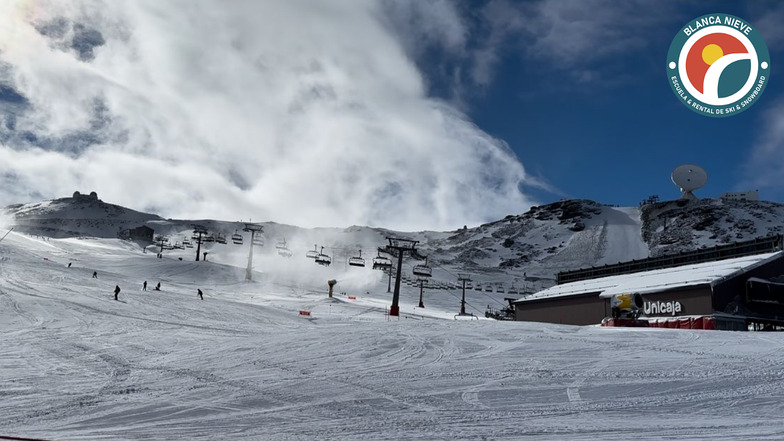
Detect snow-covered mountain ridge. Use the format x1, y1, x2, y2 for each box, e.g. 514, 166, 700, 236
5, 195, 784, 291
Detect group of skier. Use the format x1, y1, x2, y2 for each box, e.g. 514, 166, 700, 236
113, 281, 201, 301
68, 262, 204, 302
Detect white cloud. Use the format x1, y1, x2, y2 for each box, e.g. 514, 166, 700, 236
0, 0, 532, 231
739, 98, 784, 196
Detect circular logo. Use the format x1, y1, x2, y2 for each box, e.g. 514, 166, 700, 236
667, 13, 769, 117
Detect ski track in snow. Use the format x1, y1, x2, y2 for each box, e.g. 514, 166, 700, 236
2, 233, 784, 440
594, 207, 649, 266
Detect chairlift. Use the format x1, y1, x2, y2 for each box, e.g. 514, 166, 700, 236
191, 233, 199, 240
216, 234, 227, 245
372, 252, 392, 270
508, 287, 519, 295
231, 230, 243, 245
412, 257, 432, 278
306, 245, 319, 259
276, 239, 292, 257
348, 249, 365, 268
204, 234, 215, 243
315, 246, 332, 266
183, 239, 192, 247
474, 284, 482, 291
252, 234, 264, 247
497, 286, 505, 293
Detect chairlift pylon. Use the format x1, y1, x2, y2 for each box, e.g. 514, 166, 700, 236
348, 249, 365, 268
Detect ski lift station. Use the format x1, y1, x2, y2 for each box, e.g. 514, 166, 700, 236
513, 235, 784, 331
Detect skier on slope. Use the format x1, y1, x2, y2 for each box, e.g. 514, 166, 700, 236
154, 282, 161, 291
92, 271, 98, 279
114, 285, 121, 301
198, 289, 203, 300
143, 281, 147, 291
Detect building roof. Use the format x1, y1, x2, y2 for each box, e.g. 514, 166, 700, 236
517, 251, 783, 303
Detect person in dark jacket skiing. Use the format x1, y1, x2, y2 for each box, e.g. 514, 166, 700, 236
154, 282, 161, 291
143, 281, 147, 291
197, 289, 203, 300
67, 262, 72, 268
114, 285, 121, 301
92, 271, 98, 279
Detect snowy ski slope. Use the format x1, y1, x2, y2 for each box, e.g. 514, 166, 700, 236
3, 231, 784, 440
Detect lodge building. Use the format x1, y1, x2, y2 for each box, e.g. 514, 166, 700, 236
514, 235, 784, 331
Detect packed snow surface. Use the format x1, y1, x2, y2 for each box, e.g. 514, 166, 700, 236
527, 251, 782, 301
3, 232, 784, 440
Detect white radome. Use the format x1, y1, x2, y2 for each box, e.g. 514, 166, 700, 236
672, 163, 708, 200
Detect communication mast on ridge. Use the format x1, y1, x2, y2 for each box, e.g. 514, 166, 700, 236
379, 237, 424, 316
243, 223, 264, 281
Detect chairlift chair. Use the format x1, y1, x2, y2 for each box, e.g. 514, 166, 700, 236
372, 252, 392, 270
204, 234, 215, 243
231, 230, 243, 245
216, 234, 227, 245
252, 234, 264, 247
315, 246, 332, 266
306, 245, 319, 259
412, 257, 432, 278
276, 239, 292, 257
348, 249, 366, 268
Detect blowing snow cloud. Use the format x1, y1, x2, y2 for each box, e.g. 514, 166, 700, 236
0, 0, 532, 230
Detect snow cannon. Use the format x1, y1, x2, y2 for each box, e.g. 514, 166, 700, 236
610, 292, 643, 319
328, 279, 337, 298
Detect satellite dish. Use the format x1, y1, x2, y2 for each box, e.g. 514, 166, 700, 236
671, 164, 707, 200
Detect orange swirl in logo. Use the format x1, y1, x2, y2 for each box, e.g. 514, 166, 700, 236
685, 33, 747, 93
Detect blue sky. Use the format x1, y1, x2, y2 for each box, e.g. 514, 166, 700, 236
2, 1, 784, 230
397, 0, 784, 207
